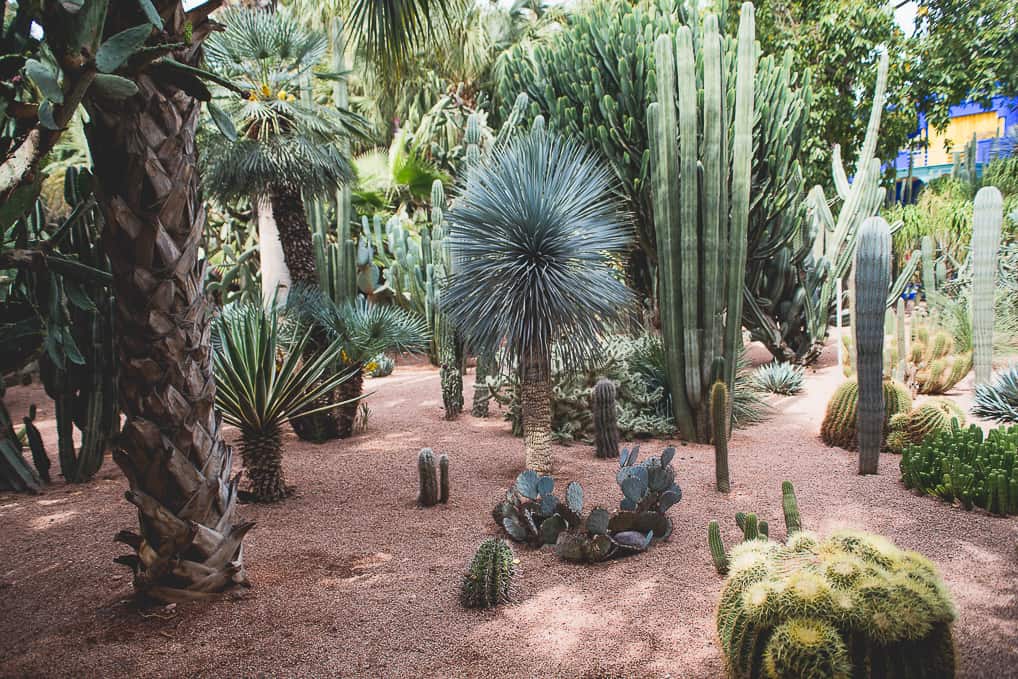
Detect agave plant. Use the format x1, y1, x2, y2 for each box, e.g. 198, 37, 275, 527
751, 361, 805, 396
212, 304, 354, 502
973, 366, 1018, 423
442, 126, 635, 472
290, 288, 429, 437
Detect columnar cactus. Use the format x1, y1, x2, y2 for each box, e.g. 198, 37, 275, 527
781, 480, 801, 535
592, 378, 620, 459
712, 381, 731, 493
648, 5, 756, 442
460, 538, 516, 609
971, 186, 1004, 385
418, 448, 439, 507
430, 180, 465, 418
921, 234, 937, 296
854, 217, 893, 474
894, 298, 907, 382
439, 454, 450, 503
717, 531, 956, 678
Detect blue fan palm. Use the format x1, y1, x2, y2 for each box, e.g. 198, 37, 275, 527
442, 127, 635, 471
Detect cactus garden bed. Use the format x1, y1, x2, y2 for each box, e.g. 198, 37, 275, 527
0, 344, 1016, 678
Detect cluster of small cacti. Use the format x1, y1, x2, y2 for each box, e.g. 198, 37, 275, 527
906, 325, 972, 395
493, 447, 681, 563
750, 362, 805, 396
592, 378, 620, 459
886, 398, 965, 454
820, 379, 912, 451
460, 538, 516, 609
901, 422, 1018, 515
717, 529, 956, 678
973, 366, 1018, 424
417, 448, 449, 507
708, 481, 801, 575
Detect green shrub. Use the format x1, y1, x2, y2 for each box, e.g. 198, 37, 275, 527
900, 422, 1018, 515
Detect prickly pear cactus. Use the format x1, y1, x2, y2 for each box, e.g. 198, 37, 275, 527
460, 538, 516, 609
717, 531, 956, 678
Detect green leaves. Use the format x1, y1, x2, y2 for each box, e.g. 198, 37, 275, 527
136, 0, 165, 30
90, 74, 139, 99
95, 23, 152, 73
25, 59, 63, 103
206, 102, 237, 142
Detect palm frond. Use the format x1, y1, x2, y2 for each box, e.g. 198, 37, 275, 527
442, 127, 635, 370
348, 0, 460, 73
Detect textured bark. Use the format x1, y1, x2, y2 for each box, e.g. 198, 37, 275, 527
84, 8, 251, 602
270, 186, 318, 287
521, 353, 552, 473
334, 367, 364, 439
256, 194, 292, 306
239, 427, 287, 502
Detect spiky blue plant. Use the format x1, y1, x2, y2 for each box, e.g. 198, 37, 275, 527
751, 361, 805, 395
442, 126, 635, 472
973, 366, 1018, 423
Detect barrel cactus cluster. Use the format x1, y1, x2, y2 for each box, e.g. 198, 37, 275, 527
901, 422, 1018, 516
820, 379, 912, 451
717, 530, 957, 678
970, 187, 1004, 386
886, 398, 965, 454
906, 325, 972, 395
460, 538, 516, 609
492, 447, 680, 563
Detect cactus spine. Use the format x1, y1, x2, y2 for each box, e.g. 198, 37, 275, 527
460, 538, 516, 609
418, 448, 439, 507
431, 180, 464, 419
711, 381, 731, 493
854, 217, 892, 474
648, 5, 755, 442
592, 379, 620, 459
971, 186, 1003, 385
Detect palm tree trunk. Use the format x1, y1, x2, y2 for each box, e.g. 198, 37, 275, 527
239, 426, 287, 502
521, 352, 553, 473
334, 366, 364, 438
85, 66, 252, 600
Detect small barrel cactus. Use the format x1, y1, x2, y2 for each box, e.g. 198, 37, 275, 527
717, 531, 956, 678
460, 538, 516, 609
592, 378, 620, 459
820, 379, 912, 451
886, 398, 965, 454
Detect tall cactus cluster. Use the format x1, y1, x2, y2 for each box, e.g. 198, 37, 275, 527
717, 529, 956, 678
907, 325, 972, 395
428, 180, 465, 419
648, 5, 756, 443
854, 217, 893, 474
460, 538, 516, 609
971, 186, 1004, 385
820, 379, 912, 451
498, 0, 819, 362
417, 448, 450, 507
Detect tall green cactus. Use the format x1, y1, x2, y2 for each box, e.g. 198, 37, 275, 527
854, 217, 892, 475
711, 381, 731, 492
648, 5, 755, 442
972, 186, 1004, 385
430, 180, 464, 418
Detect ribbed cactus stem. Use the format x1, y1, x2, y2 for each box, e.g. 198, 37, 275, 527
895, 298, 907, 382
743, 512, 759, 540
781, 480, 801, 534
439, 454, 449, 504
921, 235, 936, 295
971, 186, 1003, 385
678, 25, 701, 407
418, 448, 438, 507
854, 217, 892, 475
592, 379, 620, 459
711, 381, 730, 493
708, 520, 728, 575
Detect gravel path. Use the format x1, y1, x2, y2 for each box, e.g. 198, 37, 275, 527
1, 346, 1016, 678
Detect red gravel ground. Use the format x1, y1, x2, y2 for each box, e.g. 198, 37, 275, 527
1, 343, 1016, 678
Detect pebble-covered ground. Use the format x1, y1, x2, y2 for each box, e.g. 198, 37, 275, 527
1, 343, 1016, 678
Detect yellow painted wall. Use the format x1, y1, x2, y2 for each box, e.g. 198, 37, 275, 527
924, 112, 1004, 166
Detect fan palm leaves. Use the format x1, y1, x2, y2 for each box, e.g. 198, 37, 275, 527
212, 303, 354, 501
442, 127, 635, 471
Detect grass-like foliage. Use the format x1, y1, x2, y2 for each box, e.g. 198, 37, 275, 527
973, 366, 1018, 423
751, 361, 805, 395
442, 126, 635, 371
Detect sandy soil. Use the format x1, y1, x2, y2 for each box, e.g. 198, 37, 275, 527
1, 343, 1016, 679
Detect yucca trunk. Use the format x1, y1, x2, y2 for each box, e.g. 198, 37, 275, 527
270, 186, 342, 441
521, 351, 552, 473
85, 20, 251, 601
334, 365, 364, 438
239, 427, 287, 502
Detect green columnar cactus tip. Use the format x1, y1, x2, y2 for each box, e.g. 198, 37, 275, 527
854, 217, 892, 474
460, 538, 516, 609
418, 448, 439, 507
592, 378, 620, 459
709, 520, 728, 575
439, 454, 449, 504
712, 380, 731, 492
971, 186, 1004, 385
781, 481, 801, 534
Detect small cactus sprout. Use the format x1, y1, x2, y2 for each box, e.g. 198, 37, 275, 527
592, 378, 620, 458
460, 538, 516, 609
708, 520, 729, 575
711, 381, 731, 492
781, 480, 801, 535
742, 512, 759, 540
417, 448, 439, 507
439, 454, 450, 503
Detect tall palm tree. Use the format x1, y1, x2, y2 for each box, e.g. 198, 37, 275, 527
202, 8, 368, 300
212, 303, 353, 501
442, 127, 634, 472
291, 288, 429, 437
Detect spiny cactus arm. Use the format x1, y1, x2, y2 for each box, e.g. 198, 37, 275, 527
708, 520, 729, 574
972, 186, 1004, 385
781, 480, 801, 534
886, 249, 921, 309
832, 144, 851, 201
701, 21, 724, 391
711, 380, 730, 493
855, 49, 889, 177
677, 26, 702, 406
